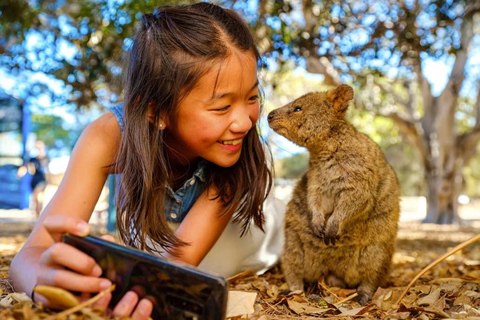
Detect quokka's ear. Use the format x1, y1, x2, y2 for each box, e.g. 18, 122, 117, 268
326, 84, 354, 115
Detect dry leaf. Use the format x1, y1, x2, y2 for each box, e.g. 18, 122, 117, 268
431, 296, 447, 310
33, 285, 79, 309
416, 288, 440, 306
291, 294, 307, 303
338, 305, 373, 316
10, 292, 31, 303
432, 277, 464, 284
463, 290, 480, 298
266, 284, 278, 298
383, 289, 393, 301
454, 295, 472, 306
278, 282, 289, 292
372, 287, 391, 300
287, 299, 329, 315
0, 295, 13, 307
226, 291, 257, 318
14, 302, 35, 320
373, 288, 397, 311
465, 269, 480, 278
387, 311, 411, 319
415, 285, 432, 294
439, 282, 462, 292
464, 304, 480, 316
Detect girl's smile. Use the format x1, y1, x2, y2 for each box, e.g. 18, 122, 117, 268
218, 138, 244, 152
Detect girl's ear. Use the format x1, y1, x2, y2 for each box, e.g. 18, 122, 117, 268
148, 102, 168, 130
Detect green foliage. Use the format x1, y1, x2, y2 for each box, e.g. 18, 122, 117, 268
275, 152, 309, 179
1, 0, 479, 202
463, 155, 480, 197
0, 0, 197, 109
31, 114, 79, 150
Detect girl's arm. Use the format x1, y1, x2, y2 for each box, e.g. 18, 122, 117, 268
9, 112, 120, 302
167, 187, 236, 266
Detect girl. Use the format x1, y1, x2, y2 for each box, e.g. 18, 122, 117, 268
9, 2, 284, 319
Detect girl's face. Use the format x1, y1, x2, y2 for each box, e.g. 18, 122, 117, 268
165, 50, 260, 168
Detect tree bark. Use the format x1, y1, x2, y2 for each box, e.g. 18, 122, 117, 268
424, 167, 440, 223
423, 157, 462, 224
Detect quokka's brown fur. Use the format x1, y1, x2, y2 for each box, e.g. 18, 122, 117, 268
268, 84, 400, 305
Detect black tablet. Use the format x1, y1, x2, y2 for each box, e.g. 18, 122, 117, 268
62, 233, 228, 320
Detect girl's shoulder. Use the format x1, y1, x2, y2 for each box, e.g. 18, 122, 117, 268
76, 112, 121, 171
85, 112, 121, 146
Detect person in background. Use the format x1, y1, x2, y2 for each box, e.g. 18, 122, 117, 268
17, 140, 49, 217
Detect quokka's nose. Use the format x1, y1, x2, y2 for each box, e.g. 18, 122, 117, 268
267, 111, 275, 122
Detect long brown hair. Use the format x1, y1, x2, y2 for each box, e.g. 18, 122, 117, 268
115, 2, 273, 254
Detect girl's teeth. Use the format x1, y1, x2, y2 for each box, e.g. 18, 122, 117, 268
222, 139, 242, 145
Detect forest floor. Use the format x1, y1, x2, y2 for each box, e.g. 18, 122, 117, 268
0, 212, 479, 319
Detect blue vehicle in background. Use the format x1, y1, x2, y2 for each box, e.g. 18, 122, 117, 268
0, 92, 31, 209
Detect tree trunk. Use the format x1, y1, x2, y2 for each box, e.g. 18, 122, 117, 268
423, 157, 462, 224
424, 168, 440, 223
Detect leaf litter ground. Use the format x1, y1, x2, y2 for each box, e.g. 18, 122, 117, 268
0, 221, 479, 319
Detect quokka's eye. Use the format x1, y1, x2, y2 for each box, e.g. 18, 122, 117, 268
293, 106, 302, 112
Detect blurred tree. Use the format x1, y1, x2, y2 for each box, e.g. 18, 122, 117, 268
31, 114, 79, 151
2, 0, 479, 224
253, 0, 480, 224
0, 0, 195, 109
275, 152, 309, 179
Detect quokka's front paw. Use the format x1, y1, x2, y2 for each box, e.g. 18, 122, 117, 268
311, 216, 326, 239
324, 219, 340, 245
311, 224, 326, 239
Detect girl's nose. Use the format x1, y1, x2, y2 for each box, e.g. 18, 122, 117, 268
230, 106, 254, 133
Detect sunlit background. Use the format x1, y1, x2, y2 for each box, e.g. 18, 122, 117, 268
0, 0, 479, 228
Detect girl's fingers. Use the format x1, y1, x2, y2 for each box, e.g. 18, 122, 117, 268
37, 268, 111, 293
92, 293, 112, 311
43, 215, 90, 242
112, 291, 139, 317
131, 299, 154, 320
40, 242, 102, 276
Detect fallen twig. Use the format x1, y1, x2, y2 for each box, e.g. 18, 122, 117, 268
395, 233, 480, 305
335, 292, 358, 306
227, 270, 256, 282
317, 278, 340, 300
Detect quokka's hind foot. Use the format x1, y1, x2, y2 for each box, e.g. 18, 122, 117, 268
353, 283, 376, 305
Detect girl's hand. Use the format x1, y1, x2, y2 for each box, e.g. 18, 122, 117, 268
36, 215, 153, 319
35, 215, 112, 307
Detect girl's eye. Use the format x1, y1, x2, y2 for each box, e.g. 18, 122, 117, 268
249, 95, 259, 102
214, 105, 230, 112
293, 106, 302, 112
